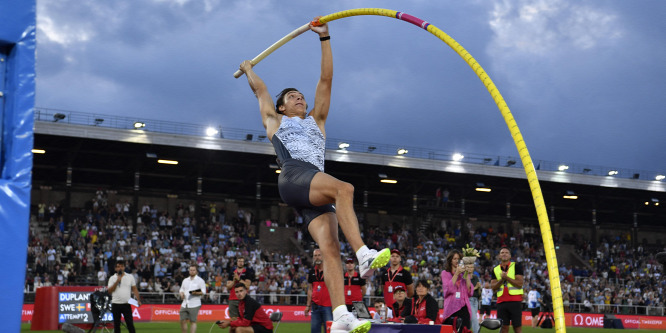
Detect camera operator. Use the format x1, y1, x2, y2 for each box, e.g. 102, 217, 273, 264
540, 288, 553, 313
537, 288, 553, 328
107, 261, 141, 333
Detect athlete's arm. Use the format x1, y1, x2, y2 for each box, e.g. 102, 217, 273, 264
308, 18, 332, 133
239, 60, 279, 137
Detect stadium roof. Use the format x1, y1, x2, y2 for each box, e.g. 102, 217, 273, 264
33, 121, 665, 227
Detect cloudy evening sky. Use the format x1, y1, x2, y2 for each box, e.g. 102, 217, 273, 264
35, 0, 666, 174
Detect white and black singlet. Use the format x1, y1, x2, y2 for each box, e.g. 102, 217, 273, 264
270, 116, 335, 224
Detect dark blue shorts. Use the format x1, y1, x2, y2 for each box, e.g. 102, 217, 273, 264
278, 158, 335, 226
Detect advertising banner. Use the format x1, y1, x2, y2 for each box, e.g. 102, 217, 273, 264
21, 304, 666, 330
616, 314, 666, 330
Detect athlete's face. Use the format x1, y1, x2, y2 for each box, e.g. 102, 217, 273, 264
279, 91, 307, 115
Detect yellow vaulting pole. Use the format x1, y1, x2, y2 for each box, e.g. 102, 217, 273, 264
236, 10, 566, 333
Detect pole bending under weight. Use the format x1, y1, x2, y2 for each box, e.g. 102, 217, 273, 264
234, 10, 566, 333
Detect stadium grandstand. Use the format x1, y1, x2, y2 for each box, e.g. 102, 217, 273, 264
26, 107, 665, 317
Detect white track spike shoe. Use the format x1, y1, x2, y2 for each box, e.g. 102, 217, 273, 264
330, 313, 372, 333
359, 248, 390, 279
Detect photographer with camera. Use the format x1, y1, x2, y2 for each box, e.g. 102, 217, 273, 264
107, 261, 141, 333
180, 264, 207, 333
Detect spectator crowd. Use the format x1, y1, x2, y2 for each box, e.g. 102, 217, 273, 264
25, 189, 666, 316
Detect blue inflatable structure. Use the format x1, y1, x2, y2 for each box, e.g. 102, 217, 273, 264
0, 0, 36, 330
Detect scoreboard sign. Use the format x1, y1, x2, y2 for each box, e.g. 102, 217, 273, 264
58, 292, 97, 324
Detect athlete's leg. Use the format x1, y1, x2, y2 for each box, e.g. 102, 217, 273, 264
309, 172, 390, 279
308, 172, 363, 251
308, 212, 345, 309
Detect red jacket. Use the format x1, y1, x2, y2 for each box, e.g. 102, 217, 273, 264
230, 296, 273, 330
407, 294, 440, 325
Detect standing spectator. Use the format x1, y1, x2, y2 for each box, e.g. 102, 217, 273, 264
283, 276, 293, 305
491, 247, 524, 333
97, 266, 108, 286
480, 282, 493, 321
364, 279, 374, 307
440, 249, 473, 330
46, 246, 56, 269
107, 261, 141, 333
38, 203, 46, 221
226, 257, 255, 318
268, 278, 278, 305
33, 276, 43, 290
343, 258, 366, 312
180, 264, 206, 333
470, 268, 482, 333
380, 249, 414, 307
305, 249, 331, 333
527, 287, 542, 328
216, 283, 273, 333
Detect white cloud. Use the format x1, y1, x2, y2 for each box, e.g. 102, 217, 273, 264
487, 0, 623, 56
37, 12, 94, 46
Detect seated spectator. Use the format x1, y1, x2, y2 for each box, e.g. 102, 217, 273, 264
390, 285, 411, 323
403, 280, 440, 324
372, 299, 393, 321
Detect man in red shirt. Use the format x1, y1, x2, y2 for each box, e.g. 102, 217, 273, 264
491, 247, 524, 333
343, 257, 366, 312
226, 257, 255, 319
305, 249, 331, 333
380, 249, 414, 307
216, 283, 273, 333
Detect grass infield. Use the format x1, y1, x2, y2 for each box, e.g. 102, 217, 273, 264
19, 322, 666, 333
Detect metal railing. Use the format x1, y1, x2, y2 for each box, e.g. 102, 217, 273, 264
564, 301, 665, 316
34, 107, 665, 181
